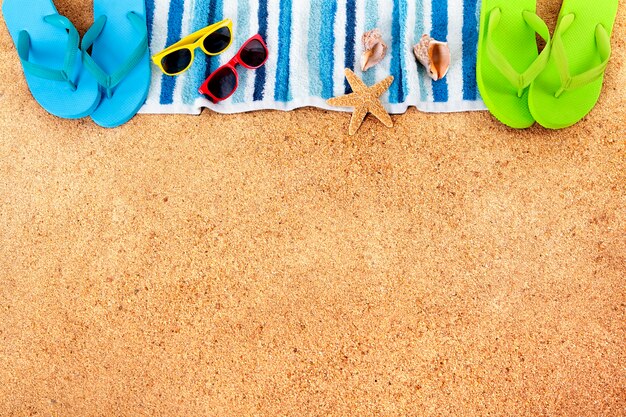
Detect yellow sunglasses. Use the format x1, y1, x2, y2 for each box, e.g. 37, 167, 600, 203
152, 18, 233, 76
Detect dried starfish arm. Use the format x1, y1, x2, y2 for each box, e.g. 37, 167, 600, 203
349, 104, 369, 135
345, 69, 368, 93
327, 92, 361, 107
371, 75, 395, 97
326, 68, 394, 135
368, 100, 393, 127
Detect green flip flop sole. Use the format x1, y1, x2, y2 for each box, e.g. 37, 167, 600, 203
528, 0, 618, 129
476, 0, 551, 129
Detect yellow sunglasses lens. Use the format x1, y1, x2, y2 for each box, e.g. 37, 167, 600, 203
202, 26, 232, 54
161, 48, 193, 75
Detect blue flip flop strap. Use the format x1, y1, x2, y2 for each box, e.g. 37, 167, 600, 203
486, 8, 552, 98
551, 14, 612, 98
17, 14, 80, 91
81, 12, 148, 98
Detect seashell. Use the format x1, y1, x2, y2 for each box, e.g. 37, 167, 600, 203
360, 28, 388, 72
413, 34, 451, 81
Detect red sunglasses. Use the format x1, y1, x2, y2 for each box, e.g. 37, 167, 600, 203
199, 34, 269, 102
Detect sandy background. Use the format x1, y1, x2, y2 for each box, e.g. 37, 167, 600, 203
1, 0, 625, 415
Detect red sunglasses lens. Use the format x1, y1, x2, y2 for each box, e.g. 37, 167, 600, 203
240, 39, 267, 68
208, 67, 237, 99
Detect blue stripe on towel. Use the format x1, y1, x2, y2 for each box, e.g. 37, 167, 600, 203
308, 1, 323, 97
275, 0, 293, 102
414, 0, 427, 101
233, 0, 251, 103
253, 0, 268, 101
159, 0, 186, 105
389, 0, 404, 103
430, 0, 449, 102
363, 0, 379, 86
364, 0, 378, 31
344, 0, 357, 93
399, 0, 409, 101
182, 0, 210, 105
319, 1, 337, 99
145, 0, 156, 41
462, 0, 478, 100
205, 0, 224, 79
205, 0, 216, 80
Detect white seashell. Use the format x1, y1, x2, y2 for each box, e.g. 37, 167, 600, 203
413, 34, 451, 81
360, 28, 388, 72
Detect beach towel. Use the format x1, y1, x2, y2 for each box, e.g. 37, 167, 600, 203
140, 0, 486, 115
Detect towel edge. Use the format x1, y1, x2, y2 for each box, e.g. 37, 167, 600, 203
139, 98, 487, 115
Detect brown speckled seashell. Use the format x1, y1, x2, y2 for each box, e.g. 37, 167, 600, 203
413, 34, 451, 81
361, 28, 388, 72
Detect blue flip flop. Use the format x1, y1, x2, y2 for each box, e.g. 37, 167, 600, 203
2, 0, 101, 119
81, 0, 151, 128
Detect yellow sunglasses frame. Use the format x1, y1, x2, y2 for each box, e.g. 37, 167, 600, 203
152, 18, 233, 76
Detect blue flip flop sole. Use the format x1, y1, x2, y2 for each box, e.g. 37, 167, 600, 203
87, 0, 151, 128
2, 0, 100, 119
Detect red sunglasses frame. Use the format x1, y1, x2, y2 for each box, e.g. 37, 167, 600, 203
198, 34, 269, 102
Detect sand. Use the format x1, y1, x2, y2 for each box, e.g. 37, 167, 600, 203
0, 0, 624, 415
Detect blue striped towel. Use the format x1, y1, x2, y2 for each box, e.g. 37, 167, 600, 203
140, 0, 485, 115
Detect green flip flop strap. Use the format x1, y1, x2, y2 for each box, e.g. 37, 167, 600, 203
80, 12, 148, 99
551, 14, 612, 98
486, 8, 552, 97
17, 14, 80, 91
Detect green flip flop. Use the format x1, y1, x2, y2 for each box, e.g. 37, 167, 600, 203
476, 0, 552, 129
528, 0, 618, 129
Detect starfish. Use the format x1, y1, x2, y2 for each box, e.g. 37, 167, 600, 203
327, 68, 394, 136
